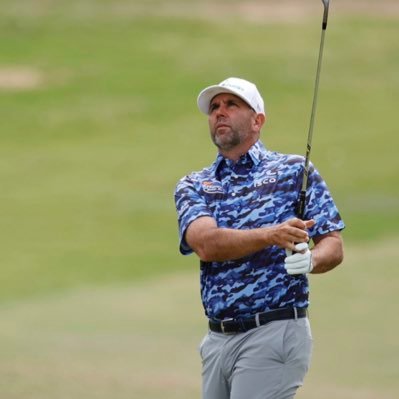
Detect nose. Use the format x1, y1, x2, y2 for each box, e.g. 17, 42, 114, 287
215, 103, 227, 118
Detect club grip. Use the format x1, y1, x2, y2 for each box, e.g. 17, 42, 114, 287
296, 191, 307, 220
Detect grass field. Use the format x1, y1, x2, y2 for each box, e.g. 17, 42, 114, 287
0, 0, 398, 397
1, 239, 398, 398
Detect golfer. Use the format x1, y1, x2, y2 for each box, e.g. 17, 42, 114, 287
174, 77, 344, 399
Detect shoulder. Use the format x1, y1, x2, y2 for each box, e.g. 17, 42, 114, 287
175, 165, 214, 193
261, 150, 306, 175
266, 150, 304, 165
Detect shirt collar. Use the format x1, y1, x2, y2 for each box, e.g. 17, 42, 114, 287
213, 140, 267, 171
248, 140, 265, 166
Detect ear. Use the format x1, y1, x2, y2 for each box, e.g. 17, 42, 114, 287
254, 113, 266, 131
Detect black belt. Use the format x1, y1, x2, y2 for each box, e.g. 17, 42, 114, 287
209, 307, 307, 334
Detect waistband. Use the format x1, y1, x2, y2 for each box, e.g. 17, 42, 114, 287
208, 307, 307, 334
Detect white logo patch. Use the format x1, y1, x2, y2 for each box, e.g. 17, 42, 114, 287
254, 172, 278, 187
202, 181, 224, 194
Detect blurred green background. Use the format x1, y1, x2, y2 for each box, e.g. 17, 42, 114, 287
0, 0, 398, 398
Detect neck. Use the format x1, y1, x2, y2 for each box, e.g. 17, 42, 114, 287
220, 138, 258, 162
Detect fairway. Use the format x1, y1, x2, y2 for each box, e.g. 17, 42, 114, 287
0, 0, 398, 397
0, 240, 398, 398
0, 0, 398, 301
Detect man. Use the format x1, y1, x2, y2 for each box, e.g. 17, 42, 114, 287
174, 77, 344, 399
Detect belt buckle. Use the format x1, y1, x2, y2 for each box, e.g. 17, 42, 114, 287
220, 318, 234, 334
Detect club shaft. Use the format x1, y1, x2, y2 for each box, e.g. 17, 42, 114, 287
297, 7, 328, 219
301, 29, 326, 194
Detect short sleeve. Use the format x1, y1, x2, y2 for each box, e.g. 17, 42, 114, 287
304, 163, 345, 237
174, 175, 213, 255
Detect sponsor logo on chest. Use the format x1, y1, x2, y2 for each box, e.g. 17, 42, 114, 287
254, 172, 278, 187
202, 181, 224, 194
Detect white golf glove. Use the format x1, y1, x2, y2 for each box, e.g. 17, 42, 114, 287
284, 242, 313, 275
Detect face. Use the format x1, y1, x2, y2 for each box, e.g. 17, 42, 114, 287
208, 93, 263, 152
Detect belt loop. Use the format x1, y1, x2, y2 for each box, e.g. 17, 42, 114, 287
294, 307, 298, 321
255, 313, 260, 327
221, 321, 226, 334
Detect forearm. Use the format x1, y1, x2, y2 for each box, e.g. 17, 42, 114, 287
310, 232, 344, 274
185, 216, 313, 262
195, 227, 274, 262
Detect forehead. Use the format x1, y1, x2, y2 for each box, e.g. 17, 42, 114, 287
210, 92, 248, 106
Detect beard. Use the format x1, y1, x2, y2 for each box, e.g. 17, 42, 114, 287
211, 126, 246, 151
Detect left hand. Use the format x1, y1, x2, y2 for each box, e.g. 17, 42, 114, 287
284, 242, 313, 275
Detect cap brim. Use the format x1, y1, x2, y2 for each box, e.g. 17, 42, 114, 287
197, 85, 247, 115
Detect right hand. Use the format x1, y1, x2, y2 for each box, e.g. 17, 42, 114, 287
268, 218, 315, 251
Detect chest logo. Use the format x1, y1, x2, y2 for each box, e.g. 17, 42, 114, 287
254, 172, 278, 187
202, 181, 224, 194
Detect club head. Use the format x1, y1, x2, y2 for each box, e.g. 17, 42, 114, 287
321, 0, 330, 29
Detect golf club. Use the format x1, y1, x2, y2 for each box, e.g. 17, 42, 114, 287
296, 0, 330, 219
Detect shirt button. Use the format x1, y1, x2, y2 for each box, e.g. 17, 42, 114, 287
231, 193, 236, 197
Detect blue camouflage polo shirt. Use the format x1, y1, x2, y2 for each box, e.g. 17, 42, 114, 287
174, 140, 344, 321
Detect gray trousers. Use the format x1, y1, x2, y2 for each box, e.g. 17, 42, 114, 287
199, 318, 313, 399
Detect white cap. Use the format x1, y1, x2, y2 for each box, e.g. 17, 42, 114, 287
197, 77, 265, 115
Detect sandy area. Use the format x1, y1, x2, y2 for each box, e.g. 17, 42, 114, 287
0, 67, 43, 90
